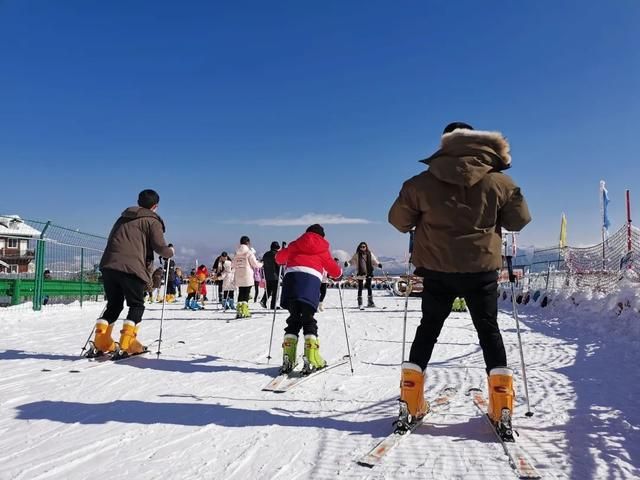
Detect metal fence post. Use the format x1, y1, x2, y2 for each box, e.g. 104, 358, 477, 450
80, 247, 84, 308
33, 221, 51, 311
11, 279, 21, 306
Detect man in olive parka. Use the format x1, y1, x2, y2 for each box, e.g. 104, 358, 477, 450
388, 122, 531, 428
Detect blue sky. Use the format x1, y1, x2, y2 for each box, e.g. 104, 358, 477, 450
1, 1, 639, 262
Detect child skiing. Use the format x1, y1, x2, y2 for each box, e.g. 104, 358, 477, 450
90, 189, 174, 359
221, 257, 235, 310
184, 270, 206, 311
275, 224, 341, 374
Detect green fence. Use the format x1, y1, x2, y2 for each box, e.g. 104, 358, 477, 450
0, 215, 106, 310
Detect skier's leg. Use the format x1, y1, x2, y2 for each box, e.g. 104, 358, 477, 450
237, 286, 252, 317
282, 301, 303, 372
366, 277, 375, 307
268, 280, 278, 310
93, 269, 123, 353
463, 271, 506, 373
300, 302, 325, 369
119, 272, 147, 354
407, 277, 456, 370
357, 279, 364, 308
254, 281, 260, 302
284, 301, 303, 336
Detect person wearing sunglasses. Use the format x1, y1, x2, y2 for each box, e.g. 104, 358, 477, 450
345, 241, 382, 309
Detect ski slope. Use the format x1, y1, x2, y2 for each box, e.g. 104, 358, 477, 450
0, 288, 638, 480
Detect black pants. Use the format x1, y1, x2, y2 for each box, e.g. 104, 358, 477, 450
216, 281, 223, 300
319, 283, 328, 302
238, 286, 252, 303
284, 300, 317, 336
176, 283, 182, 297
261, 280, 279, 309
409, 270, 506, 374
254, 281, 260, 302
358, 277, 373, 298
101, 268, 146, 325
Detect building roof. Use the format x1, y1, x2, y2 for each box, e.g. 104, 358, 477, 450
0, 215, 41, 238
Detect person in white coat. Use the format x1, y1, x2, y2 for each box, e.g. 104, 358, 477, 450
221, 258, 235, 310
233, 236, 263, 318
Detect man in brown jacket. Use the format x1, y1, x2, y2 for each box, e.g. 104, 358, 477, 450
388, 122, 531, 432
90, 189, 174, 359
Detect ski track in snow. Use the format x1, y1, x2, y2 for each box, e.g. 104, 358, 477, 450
0, 288, 639, 479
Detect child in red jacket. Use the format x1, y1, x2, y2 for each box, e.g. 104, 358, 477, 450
275, 224, 341, 374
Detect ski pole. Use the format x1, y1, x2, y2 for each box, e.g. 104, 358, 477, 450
79, 304, 107, 357
156, 258, 172, 359
337, 281, 355, 374
506, 255, 534, 417
79, 325, 96, 357
266, 241, 286, 362
400, 230, 415, 364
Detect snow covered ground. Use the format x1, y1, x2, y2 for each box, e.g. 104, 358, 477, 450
1, 288, 639, 480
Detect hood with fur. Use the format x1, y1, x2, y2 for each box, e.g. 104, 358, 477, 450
421, 129, 512, 187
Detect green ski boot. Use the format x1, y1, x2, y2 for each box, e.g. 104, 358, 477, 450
303, 334, 326, 374
452, 297, 467, 312
281, 334, 298, 374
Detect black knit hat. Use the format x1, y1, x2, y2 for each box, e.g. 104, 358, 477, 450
306, 224, 325, 237
270, 241, 281, 250
443, 122, 473, 134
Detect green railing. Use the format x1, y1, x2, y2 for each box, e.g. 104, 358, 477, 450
0, 215, 107, 310
0, 278, 104, 306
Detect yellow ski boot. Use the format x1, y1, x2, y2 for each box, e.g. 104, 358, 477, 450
302, 334, 326, 373
89, 319, 116, 356
397, 362, 429, 431
488, 367, 515, 440
115, 321, 146, 358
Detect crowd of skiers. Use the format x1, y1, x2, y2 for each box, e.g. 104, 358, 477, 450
90, 121, 532, 434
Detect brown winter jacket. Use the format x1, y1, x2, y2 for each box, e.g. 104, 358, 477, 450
100, 207, 174, 284
388, 129, 531, 273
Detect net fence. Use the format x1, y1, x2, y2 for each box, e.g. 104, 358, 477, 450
509, 224, 639, 295
0, 215, 106, 312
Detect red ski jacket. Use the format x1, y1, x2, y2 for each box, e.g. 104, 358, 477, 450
275, 232, 341, 280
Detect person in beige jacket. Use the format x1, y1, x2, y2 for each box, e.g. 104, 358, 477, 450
90, 189, 174, 359
388, 122, 531, 432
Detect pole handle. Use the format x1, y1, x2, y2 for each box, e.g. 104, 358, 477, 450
505, 255, 516, 284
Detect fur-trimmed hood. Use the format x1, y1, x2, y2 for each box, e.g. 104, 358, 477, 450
420, 129, 512, 187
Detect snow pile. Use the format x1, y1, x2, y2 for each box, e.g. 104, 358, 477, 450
500, 282, 640, 338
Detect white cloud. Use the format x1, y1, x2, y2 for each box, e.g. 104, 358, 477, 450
178, 246, 197, 257
231, 213, 373, 227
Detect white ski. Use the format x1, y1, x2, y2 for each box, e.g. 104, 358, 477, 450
357, 386, 457, 467
468, 388, 541, 479
262, 358, 349, 393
